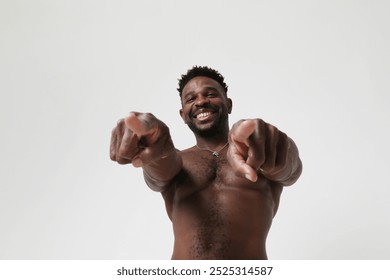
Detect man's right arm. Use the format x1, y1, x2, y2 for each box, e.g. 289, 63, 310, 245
142, 149, 182, 192
110, 112, 182, 192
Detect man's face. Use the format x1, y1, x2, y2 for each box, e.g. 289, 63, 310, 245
179, 76, 232, 137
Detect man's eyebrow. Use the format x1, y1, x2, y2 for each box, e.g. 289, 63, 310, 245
183, 86, 219, 97
204, 86, 219, 92
183, 90, 195, 98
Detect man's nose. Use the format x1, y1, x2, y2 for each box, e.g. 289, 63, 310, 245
195, 95, 209, 106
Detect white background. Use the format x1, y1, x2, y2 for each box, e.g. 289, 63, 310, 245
1, 0, 389, 259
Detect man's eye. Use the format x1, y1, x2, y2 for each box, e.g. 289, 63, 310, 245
186, 97, 195, 103
207, 93, 217, 97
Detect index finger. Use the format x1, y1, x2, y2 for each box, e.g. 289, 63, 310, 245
228, 146, 258, 182
230, 119, 266, 173
124, 112, 159, 144
230, 120, 257, 145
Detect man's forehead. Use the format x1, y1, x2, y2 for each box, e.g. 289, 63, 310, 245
182, 76, 224, 95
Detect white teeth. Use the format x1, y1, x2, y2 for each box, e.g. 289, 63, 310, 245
197, 112, 211, 119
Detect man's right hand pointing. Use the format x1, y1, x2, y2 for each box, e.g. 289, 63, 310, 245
110, 112, 174, 167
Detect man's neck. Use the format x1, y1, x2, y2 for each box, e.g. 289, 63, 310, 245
194, 131, 229, 151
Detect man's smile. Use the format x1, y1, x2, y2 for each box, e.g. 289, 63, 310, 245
192, 109, 216, 122
196, 111, 213, 120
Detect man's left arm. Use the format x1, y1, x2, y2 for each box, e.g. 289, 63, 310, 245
228, 119, 302, 186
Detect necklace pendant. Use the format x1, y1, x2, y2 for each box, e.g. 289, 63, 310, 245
195, 142, 229, 158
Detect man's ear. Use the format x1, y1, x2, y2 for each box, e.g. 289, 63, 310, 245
227, 98, 233, 114
179, 109, 187, 123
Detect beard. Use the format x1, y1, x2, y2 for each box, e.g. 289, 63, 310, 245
186, 106, 229, 138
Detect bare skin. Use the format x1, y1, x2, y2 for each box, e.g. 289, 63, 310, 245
110, 76, 302, 259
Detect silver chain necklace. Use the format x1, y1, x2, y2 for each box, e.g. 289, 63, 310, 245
195, 142, 229, 157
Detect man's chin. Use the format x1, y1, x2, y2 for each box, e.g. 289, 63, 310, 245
187, 122, 219, 137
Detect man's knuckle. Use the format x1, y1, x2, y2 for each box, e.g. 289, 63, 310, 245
109, 151, 116, 161
116, 156, 130, 165
117, 118, 124, 126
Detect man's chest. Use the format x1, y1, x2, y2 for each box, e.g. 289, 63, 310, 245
182, 152, 229, 183
170, 152, 265, 200
161, 150, 280, 222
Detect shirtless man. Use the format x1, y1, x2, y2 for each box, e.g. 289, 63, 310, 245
110, 66, 302, 259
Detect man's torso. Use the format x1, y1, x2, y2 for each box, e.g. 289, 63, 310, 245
161, 147, 283, 259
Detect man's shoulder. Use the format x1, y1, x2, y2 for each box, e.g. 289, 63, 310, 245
177, 146, 196, 155
177, 146, 204, 166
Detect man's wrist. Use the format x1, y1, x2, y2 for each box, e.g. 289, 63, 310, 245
144, 149, 182, 182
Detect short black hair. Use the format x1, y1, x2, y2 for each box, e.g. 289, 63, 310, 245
177, 66, 228, 96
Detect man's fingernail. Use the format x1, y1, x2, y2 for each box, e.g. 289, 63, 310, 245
245, 173, 257, 182
245, 173, 252, 181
